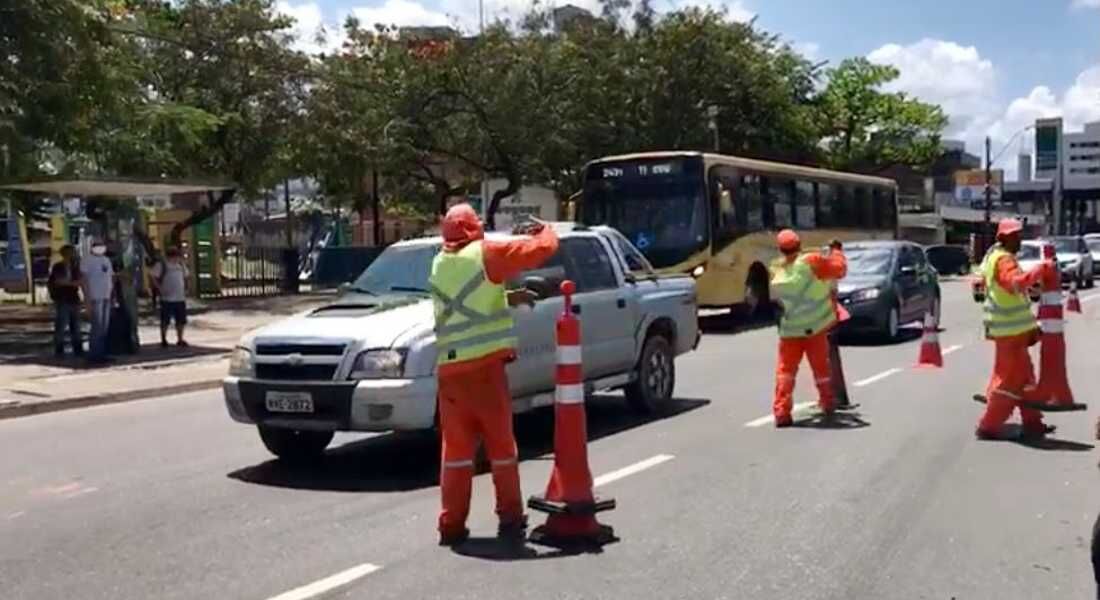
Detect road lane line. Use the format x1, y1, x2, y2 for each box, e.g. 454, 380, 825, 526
853, 368, 902, 388
1083, 293, 1100, 304
743, 402, 816, 428
266, 563, 382, 600
942, 344, 964, 356
593, 454, 674, 487
6, 511, 25, 520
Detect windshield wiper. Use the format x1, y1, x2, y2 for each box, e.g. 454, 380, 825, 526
390, 286, 430, 294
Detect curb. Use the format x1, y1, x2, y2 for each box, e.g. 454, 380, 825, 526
0, 379, 223, 421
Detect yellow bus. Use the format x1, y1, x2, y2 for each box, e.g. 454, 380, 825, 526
576, 151, 898, 312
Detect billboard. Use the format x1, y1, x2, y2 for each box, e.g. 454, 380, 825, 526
1035, 119, 1061, 173
954, 169, 1003, 207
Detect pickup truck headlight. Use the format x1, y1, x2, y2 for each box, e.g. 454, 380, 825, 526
350, 349, 407, 380
228, 347, 253, 377
851, 287, 881, 302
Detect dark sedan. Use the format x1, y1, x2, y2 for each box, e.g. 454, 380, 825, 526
924, 244, 971, 276
837, 241, 942, 340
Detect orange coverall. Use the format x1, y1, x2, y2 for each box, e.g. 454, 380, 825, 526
437, 223, 559, 538
774, 252, 847, 423
976, 254, 1049, 437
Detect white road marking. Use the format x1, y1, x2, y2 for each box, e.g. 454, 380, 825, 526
1082, 293, 1100, 304
743, 402, 816, 428
266, 564, 382, 600
6, 511, 25, 520
942, 344, 964, 356
593, 454, 674, 487
853, 368, 902, 388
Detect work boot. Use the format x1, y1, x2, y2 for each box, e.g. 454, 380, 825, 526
438, 527, 470, 547
775, 415, 793, 428
498, 515, 528, 542
1021, 424, 1057, 440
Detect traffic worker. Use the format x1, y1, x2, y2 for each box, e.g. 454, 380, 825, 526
975, 218, 1056, 440
769, 230, 847, 427
428, 204, 559, 546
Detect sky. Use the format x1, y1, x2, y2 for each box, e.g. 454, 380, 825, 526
277, 0, 1100, 180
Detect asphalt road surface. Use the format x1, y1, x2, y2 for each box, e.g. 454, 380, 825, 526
2, 280, 1099, 600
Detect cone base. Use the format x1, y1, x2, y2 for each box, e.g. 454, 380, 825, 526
528, 495, 616, 516
529, 520, 617, 550
971, 394, 1087, 412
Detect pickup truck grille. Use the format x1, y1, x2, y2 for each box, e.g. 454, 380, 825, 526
255, 364, 338, 381
255, 343, 346, 356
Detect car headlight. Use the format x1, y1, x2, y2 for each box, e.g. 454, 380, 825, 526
691, 265, 705, 278
851, 287, 881, 302
228, 347, 253, 377
350, 349, 407, 380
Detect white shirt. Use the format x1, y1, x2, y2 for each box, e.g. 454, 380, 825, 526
153, 260, 188, 303
80, 255, 114, 301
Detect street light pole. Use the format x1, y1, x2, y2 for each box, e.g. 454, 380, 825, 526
984, 136, 993, 251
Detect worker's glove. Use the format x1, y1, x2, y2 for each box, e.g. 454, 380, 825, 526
512, 217, 547, 236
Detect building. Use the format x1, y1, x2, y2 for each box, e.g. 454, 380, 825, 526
1032, 118, 1100, 234
889, 140, 981, 244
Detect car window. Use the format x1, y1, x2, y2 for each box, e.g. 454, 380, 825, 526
608, 230, 653, 273
845, 248, 894, 276
898, 247, 918, 269
563, 237, 618, 292
507, 251, 568, 297
1088, 240, 1100, 252
1017, 244, 1040, 260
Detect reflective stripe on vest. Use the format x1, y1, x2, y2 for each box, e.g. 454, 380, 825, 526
771, 255, 836, 338
429, 241, 516, 365
980, 246, 1037, 338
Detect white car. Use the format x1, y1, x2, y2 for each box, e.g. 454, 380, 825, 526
1045, 236, 1095, 289
1085, 234, 1100, 277
223, 225, 701, 461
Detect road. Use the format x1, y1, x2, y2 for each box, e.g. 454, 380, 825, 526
2, 280, 1099, 600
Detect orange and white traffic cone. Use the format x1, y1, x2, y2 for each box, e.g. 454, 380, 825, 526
528, 280, 616, 548
916, 312, 942, 368
829, 288, 852, 408
1066, 281, 1082, 314
1021, 247, 1087, 412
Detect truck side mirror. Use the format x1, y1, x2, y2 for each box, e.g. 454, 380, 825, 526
521, 275, 554, 300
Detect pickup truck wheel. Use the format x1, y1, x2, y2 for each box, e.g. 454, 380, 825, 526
625, 335, 675, 414
258, 426, 333, 462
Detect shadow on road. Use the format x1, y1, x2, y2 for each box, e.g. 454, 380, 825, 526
699, 312, 776, 336
226, 395, 710, 494
451, 537, 612, 561
792, 410, 871, 430
836, 328, 923, 347
1, 342, 226, 368
976, 424, 1095, 452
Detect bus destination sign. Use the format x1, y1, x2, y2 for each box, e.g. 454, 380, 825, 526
597, 160, 682, 180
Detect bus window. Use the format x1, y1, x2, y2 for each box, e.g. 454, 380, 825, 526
817, 182, 835, 227
835, 184, 857, 227
794, 180, 816, 229
765, 177, 793, 228
709, 166, 738, 248
854, 187, 873, 227
874, 187, 897, 230
739, 174, 765, 230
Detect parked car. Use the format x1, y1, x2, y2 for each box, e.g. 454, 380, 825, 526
971, 240, 1061, 303
222, 224, 701, 461
924, 244, 971, 276
1085, 234, 1100, 277
1047, 236, 1094, 288
836, 241, 941, 340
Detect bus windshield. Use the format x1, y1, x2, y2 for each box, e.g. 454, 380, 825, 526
580, 157, 708, 268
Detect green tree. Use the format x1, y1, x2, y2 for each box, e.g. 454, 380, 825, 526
814, 57, 948, 171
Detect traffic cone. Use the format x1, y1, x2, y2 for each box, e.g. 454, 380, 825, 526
828, 290, 852, 409
1066, 281, 1082, 314
528, 280, 616, 548
916, 312, 942, 368
1020, 253, 1087, 412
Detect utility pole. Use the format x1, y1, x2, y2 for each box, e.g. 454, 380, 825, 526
284, 179, 292, 248
984, 135, 993, 252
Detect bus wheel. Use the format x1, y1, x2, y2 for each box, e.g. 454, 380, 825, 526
744, 264, 771, 319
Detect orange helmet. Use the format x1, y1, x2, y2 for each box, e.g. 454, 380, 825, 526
995, 218, 1023, 240
776, 229, 801, 252
441, 203, 484, 251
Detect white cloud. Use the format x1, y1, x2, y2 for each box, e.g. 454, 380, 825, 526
276, 1, 345, 54
353, 0, 453, 29
793, 41, 820, 61
1072, 0, 1100, 8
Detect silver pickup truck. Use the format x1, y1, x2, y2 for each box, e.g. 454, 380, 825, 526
222, 224, 700, 461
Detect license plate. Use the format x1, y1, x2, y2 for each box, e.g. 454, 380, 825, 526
265, 391, 314, 413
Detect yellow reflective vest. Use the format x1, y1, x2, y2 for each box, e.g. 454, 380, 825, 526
980, 246, 1037, 338
771, 255, 836, 338
429, 241, 516, 366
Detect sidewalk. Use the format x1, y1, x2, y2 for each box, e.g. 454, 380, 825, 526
0, 292, 334, 419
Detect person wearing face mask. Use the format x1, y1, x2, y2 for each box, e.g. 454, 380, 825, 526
80, 238, 115, 363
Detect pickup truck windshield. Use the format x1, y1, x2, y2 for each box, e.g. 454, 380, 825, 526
350, 244, 439, 296
580, 157, 708, 269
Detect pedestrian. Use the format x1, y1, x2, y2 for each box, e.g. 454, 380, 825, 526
47, 244, 83, 357
151, 246, 190, 347
974, 218, 1056, 440
429, 204, 558, 546
80, 237, 114, 363
768, 230, 847, 427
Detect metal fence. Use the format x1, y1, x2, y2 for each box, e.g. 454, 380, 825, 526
205, 245, 289, 299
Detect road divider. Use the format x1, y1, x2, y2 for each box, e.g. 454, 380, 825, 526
266, 563, 382, 600
593, 454, 675, 487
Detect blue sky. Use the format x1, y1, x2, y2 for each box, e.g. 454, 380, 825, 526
278, 0, 1100, 178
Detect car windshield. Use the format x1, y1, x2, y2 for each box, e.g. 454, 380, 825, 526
580, 157, 708, 268
1050, 238, 1077, 253
1017, 244, 1041, 260
348, 244, 439, 296
844, 248, 894, 276
1089, 240, 1100, 252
